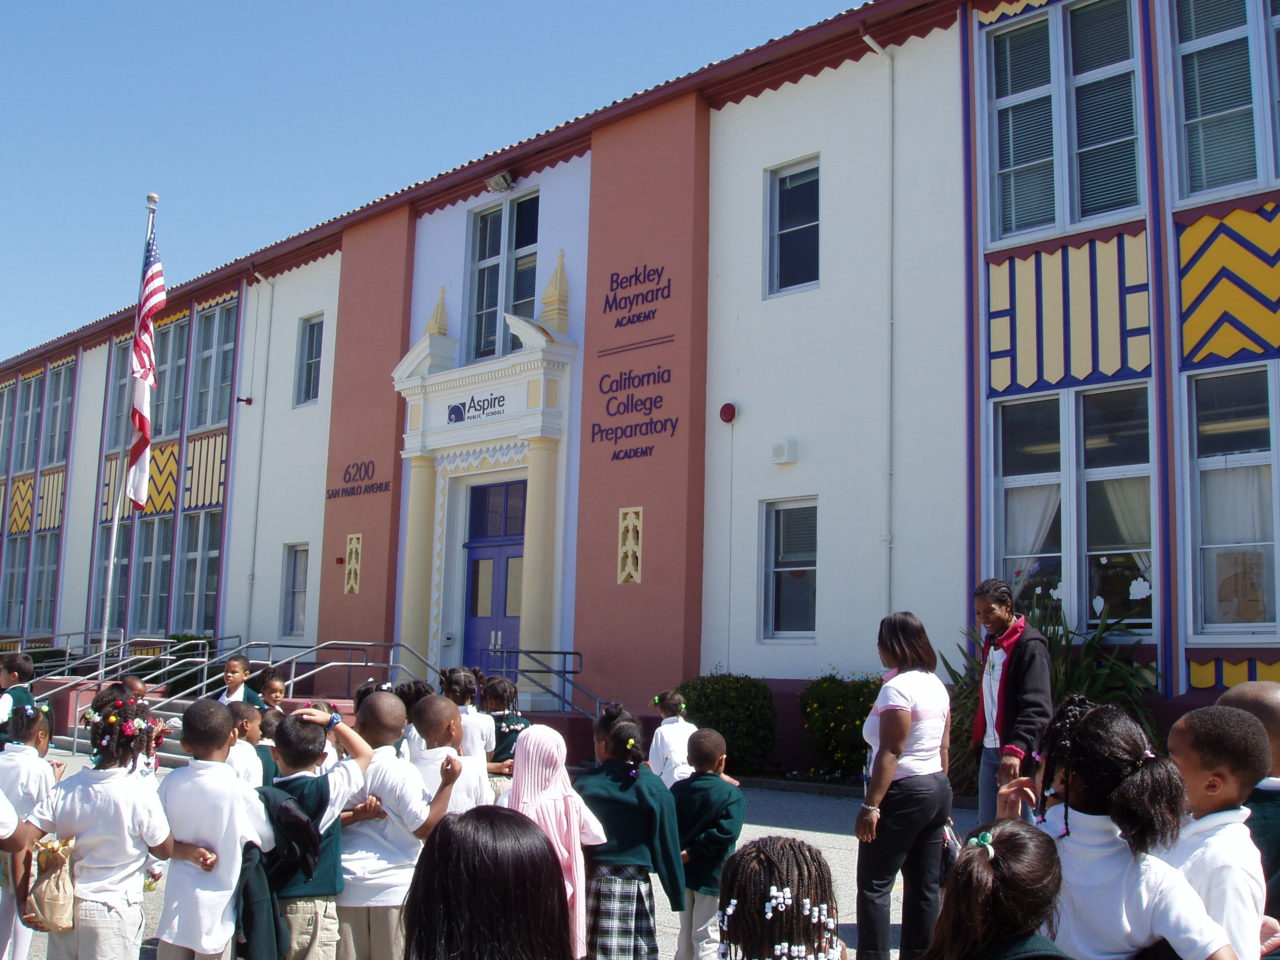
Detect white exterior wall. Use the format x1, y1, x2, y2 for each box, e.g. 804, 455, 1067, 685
702, 27, 969, 680
56, 342, 110, 638
404, 156, 591, 666
222, 253, 341, 655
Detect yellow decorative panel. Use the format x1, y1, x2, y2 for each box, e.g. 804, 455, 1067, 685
155, 308, 189, 329
344, 534, 362, 595
183, 432, 227, 509
35, 470, 64, 531
1257, 661, 1280, 683
195, 290, 236, 312
1221, 660, 1251, 687
1180, 203, 1280, 365
618, 507, 642, 584
100, 456, 121, 521
144, 442, 179, 515
986, 230, 1151, 396
976, 0, 1051, 24
8, 475, 33, 535
1188, 660, 1218, 689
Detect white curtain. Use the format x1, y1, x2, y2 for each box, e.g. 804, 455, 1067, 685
1005, 484, 1061, 602
1100, 476, 1152, 580
1202, 465, 1272, 545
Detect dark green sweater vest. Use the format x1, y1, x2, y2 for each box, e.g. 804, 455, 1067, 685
670, 772, 745, 894
273, 775, 342, 899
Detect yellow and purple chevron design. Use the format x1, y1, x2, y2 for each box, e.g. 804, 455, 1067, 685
1180, 203, 1280, 366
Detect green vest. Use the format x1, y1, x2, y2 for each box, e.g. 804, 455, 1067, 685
0, 685, 35, 745
273, 775, 343, 899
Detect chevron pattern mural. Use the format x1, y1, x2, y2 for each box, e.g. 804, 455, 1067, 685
8, 475, 33, 535
145, 442, 179, 515
1180, 203, 1280, 366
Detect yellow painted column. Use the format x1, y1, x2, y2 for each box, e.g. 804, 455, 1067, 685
519, 437, 559, 651
400, 454, 437, 669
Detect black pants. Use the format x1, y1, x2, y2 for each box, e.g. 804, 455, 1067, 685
855, 770, 952, 960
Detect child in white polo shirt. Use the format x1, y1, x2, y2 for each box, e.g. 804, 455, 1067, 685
10, 691, 210, 960
412, 695, 493, 813
0, 702, 58, 960
228, 700, 265, 788
156, 699, 276, 960
336, 692, 459, 960
1163, 705, 1271, 960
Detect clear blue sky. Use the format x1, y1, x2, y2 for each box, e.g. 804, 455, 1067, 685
0, 1, 850, 363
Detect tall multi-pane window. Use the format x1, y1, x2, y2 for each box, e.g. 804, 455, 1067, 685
988, 0, 1140, 237
1191, 369, 1275, 627
152, 320, 188, 439
188, 303, 237, 431
132, 516, 173, 636
0, 536, 28, 634
769, 162, 820, 293
997, 386, 1153, 625
177, 509, 221, 635
470, 193, 538, 361
295, 315, 324, 406
107, 340, 132, 453
93, 523, 131, 635
12, 374, 43, 474
283, 544, 308, 636
41, 364, 74, 466
0, 385, 14, 476
764, 500, 818, 638
29, 531, 59, 634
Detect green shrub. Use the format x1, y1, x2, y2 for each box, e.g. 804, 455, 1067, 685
799, 672, 882, 777
677, 672, 776, 774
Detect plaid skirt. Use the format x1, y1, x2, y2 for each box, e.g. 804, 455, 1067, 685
586, 864, 658, 960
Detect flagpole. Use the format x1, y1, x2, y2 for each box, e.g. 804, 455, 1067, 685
99, 193, 159, 682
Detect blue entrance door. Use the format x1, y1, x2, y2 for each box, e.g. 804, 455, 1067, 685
463, 482, 525, 677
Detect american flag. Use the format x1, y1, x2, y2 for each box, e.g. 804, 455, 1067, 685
125, 226, 166, 510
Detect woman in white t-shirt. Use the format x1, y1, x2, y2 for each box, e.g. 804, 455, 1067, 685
856, 611, 952, 960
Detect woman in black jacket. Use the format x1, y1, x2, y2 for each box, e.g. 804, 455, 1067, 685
971, 578, 1052, 824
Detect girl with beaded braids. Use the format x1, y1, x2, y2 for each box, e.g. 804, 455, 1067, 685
575, 703, 685, 960
6, 688, 213, 959
717, 836, 845, 960
1008, 703, 1239, 960
0, 698, 57, 960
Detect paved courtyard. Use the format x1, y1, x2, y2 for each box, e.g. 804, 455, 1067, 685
23, 751, 979, 959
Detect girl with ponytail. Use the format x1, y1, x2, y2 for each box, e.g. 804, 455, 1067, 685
920, 820, 1067, 960
1017, 702, 1239, 960
575, 703, 685, 960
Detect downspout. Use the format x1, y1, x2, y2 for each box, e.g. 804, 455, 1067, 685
863, 30, 896, 616
244, 270, 276, 635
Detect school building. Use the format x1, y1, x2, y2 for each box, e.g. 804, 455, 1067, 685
0, 0, 1276, 715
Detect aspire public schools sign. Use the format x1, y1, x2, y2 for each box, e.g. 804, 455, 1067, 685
446, 390, 510, 425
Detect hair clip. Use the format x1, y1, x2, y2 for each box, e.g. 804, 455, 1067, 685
725, 898, 737, 918
107, 715, 117, 724
121, 720, 138, 737
718, 946, 729, 960
113, 700, 122, 708
83, 708, 100, 724
1141, 749, 1155, 760
653, 695, 661, 705
680, 702, 687, 712
967, 831, 996, 860
626, 737, 636, 751
1031, 750, 1043, 763
38, 703, 48, 713
21, 705, 34, 717
100, 735, 110, 746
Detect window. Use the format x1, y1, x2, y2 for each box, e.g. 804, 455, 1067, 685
188, 303, 237, 431
41, 364, 74, 466
93, 522, 131, 635
0, 536, 28, 635
470, 193, 538, 361
152, 320, 188, 440
1173, 0, 1276, 195
996, 385, 1152, 625
0, 385, 14, 476
283, 544, 308, 636
107, 340, 132, 454
132, 516, 173, 636
765, 501, 818, 637
1191, 369, 1276, 627
29, 531, 59, 635
769, 163, 819, 293
177, 509, 221, 635
12, 375, 43, 474
295, 315, 324, 405
988, 0, 1140, 238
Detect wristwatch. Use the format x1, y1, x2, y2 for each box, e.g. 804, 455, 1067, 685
327, 712, 343, 731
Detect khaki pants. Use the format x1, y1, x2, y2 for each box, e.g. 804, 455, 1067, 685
675, 889, 721, 960
158, 940, 234, 960
280, 896, 340, 960
47, 898, 144, 960
336, 904, 403, 960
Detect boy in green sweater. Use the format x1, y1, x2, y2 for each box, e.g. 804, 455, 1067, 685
670, 728, 745, 960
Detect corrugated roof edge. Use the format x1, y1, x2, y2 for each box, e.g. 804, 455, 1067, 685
2, 0, 952, 371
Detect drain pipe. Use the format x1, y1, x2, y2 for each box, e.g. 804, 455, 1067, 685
244, 270, 276, 633
863, 30, 897, 615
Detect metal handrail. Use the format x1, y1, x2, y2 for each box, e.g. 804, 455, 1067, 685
492, 649, 606, 718
393, 643, 442, 683
145, 639, 274, 716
